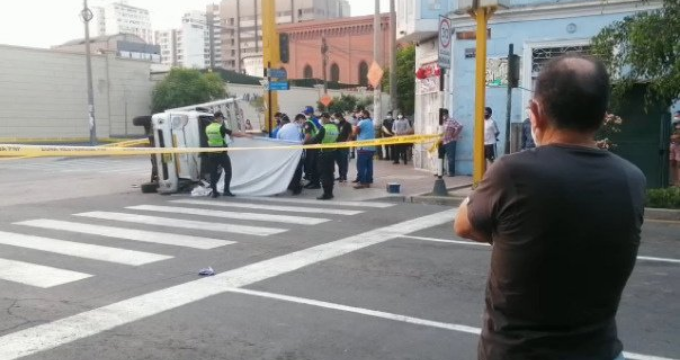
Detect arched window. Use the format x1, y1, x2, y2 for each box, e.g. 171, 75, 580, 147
303, 64, 313, 79
358, 61, 368, 86
330, 63, 340, 82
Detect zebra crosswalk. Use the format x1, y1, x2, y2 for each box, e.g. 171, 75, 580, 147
0, 197, 395, 289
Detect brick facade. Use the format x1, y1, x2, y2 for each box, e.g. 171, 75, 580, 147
278, 15, 392, 85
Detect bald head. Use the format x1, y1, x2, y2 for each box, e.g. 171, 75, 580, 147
534, 54, 610, 132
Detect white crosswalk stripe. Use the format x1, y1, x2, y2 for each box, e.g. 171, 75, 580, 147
0, 258, 92, 288
0, 197, 385, 289
239, 197, 396, 208
14, 219, 234, 250
0, 231, 172, 266
170, 199, 365, 216
75, 211, 287, 236
127, 205, 330, 225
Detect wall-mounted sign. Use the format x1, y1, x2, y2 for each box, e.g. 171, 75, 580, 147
456, 29, 491, 40
438, 16, 452, 69
465, 48, 476, 58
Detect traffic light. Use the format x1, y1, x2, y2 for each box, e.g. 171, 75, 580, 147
508, 54, 520, 88
279, 33, 289, 64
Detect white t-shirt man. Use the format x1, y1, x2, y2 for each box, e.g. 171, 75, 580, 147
484, 118, 499, 145
276, 123, 303, 142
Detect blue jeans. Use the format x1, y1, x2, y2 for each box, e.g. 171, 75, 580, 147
356, 150, 374, 184
444, 141, 457, 175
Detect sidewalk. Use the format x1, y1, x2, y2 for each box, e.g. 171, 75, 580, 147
274, 158, 473, 201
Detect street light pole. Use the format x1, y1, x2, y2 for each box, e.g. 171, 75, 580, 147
471, 6, 493, 186
81, 0, 97, 146
373, 0, 382, 122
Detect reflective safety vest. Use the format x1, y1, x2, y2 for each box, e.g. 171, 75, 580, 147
306, 119, 319, 137
206, 123, 225, 147
322, 123, 339, 144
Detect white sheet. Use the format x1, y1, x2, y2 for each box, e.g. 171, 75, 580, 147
217, 137, 302, 197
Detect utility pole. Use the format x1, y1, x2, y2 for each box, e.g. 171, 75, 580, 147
469, 5, 494, 185
389, 0, 397, 113
373, 0, 382, 122
81, 0, 97, 146
504, 44, 514, 155
262, 0, 280, 134
321, 35, 328, 94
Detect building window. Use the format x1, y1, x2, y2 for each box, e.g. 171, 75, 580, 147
330, 63, 340, 82
303, 65, 313, 79
358, 61, 368, 86
231, 49, 235, 56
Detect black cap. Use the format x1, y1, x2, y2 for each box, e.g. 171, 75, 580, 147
214, 111, 224, 119
321, 112, 331, 119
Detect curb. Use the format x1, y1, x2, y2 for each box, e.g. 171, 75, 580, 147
645, 207, 680, 221
408, 195, 680, 222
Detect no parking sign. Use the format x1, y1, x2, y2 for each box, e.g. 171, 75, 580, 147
438, 16, 452, 69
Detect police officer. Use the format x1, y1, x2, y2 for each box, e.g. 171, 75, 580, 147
303, 109, 322, 189
314, 112, 339, 200
205, 111, 246, 198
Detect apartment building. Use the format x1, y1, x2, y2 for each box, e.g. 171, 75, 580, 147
155, 11, 211, 69
94, 1, 153, 44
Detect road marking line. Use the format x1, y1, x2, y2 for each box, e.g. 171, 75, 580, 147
0, 231, 172, 266
240, 196, 395, 208
0, 258, 92, 288
404, 236, 680, 264
15, 219, 234, 250
224, 288, 677, 360
75, 211, 286, 237
402, 235, 490, 247
170, 199, 364, 216
0, 209, 457, 359
127, 205, 329, 226
637, 256, 680, 264
226, 287, 480, 333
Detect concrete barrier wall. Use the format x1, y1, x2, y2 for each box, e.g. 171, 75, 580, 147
0, 44, 390, 140
0, 45, 152, 140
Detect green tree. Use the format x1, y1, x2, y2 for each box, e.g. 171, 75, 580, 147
317, 94, 372, 114
382, 45, 416, 116
591, 0, 679, 107
152, 68, 227, 113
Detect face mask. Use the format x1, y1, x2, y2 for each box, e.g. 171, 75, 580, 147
332, 118, 339, 124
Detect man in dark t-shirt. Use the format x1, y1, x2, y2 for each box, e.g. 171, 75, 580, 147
454, 55, 646, 360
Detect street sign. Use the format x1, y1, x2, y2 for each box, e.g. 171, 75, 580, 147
267, 68, 287, 80
267, 81, 289, 91
320, 95, 332, 107
438, 16, 452, 69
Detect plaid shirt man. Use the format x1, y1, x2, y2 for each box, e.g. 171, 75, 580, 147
442, 117, 463, 144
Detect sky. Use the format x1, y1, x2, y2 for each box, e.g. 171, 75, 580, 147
0, 0, 390, 49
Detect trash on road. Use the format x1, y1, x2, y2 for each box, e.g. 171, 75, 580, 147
198, 267, 215, 276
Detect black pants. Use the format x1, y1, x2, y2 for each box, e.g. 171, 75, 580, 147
383, 137, 393, 161
288, 157, 304, 192
318, 151, 336, 196
207, 152, 232, 194
304, 149, 320, 185
393, 144, 408, 164
335, 148, 349, 180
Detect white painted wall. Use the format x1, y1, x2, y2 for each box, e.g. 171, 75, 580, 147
0, 45, 153, 139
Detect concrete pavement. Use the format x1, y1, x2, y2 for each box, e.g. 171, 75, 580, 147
0, 156, 677, 360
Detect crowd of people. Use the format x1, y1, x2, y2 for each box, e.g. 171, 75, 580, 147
270, 106, 382, 200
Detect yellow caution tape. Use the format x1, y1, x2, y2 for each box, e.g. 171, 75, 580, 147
0, 134, 440, 158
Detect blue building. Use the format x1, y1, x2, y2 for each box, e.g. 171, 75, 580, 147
397, 0, 663, 175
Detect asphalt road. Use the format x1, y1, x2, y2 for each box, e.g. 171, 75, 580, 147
0, 157, 678, 360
